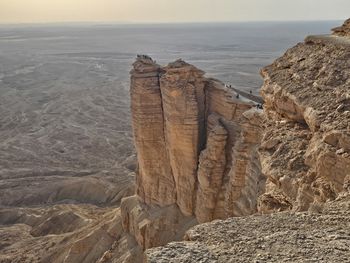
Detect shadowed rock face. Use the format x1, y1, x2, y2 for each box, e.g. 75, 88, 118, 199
123, 57, 265, 250
160, 60, 207, 216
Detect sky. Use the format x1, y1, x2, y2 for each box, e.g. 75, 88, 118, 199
0, 0, 349, 24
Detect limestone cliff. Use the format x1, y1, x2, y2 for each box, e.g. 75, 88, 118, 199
123, 19, 350, 261
258, 22, 350, 212
121, 55, 265, 253
143, 19, 350, 263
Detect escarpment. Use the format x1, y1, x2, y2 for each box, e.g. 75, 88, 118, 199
122, 19, 350, 262
259, 21, 350, 212
142, 18, 350, 263
121, 55, 265, 253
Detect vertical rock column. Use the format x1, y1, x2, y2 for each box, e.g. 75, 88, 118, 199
160, 60, 206, 216
130, 56, 176, 206
195, 115, 228, 223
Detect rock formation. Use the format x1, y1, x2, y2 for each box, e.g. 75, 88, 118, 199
142, 20, 350, 262
145, 193, 350, 263
3, 19, 350, 263
130, 56, 176, 207
332, 18, 350, 37
122, 55, 265, 252
258, 20, 350, 213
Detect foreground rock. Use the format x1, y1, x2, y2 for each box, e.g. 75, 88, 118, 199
145, 194, 350, 263
122, 55, 265, 252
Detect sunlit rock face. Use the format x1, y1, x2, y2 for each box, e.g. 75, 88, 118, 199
130, 56, 176, 207
123, 55, 265, 250
259, 24, 350, 213
143, 19, 350, 263
160, 60, 207, 216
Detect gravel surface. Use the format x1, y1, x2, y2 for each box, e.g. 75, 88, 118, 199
146, 194, 350, 263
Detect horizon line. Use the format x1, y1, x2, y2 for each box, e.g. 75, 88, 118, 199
0, 19, 343, 27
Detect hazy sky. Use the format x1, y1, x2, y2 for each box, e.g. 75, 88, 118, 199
0, 0, 349, 24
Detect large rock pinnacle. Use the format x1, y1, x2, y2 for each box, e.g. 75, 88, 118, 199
122, 56, 265, 251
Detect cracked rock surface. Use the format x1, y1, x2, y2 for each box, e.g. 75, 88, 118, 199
145, 194, 350, 263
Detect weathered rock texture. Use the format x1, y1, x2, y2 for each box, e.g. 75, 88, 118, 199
332, 18, 350, 37
140, 18, 350, 263
259, 22, 350, 213
130, 57, 176, 207
122, 56, 265, 252
125, 19, 350, 262
145, 193, 350, 263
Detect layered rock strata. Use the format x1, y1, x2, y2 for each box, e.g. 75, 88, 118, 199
130, 57, 176, 207
122, 56, 265, 251
259, 22, 350, 212
138, 19, 350, 263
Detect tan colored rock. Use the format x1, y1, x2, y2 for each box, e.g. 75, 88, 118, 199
332, 18, 350, 37
130, 56, 176, 206
195, 118, 228, 223
259, 19, 350, 212
130, 19, 350, 262
121, 196, 196, 250
0, 205, 135, 263
145, 195, 350, 263
123, 57, 265, 251
201, 80, 265, 220
224, 109, 265, 217
160, 59, 206, 216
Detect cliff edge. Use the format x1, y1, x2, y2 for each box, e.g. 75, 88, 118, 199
142, 19, 350, 263
121, 55, 265, 255
259, 20, 350, 212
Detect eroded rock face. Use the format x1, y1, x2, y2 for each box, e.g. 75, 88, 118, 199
160, 60, 206, 216
332, 18, 350, 37
259, 24, 350, 213
122, 57, 265, 250
125, 19, 350, 262
121, 196, 196, 251
0, 205, 139, 263
130, 57, 176, 207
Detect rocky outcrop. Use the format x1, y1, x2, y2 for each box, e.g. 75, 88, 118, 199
121, 196, 196, 251
145, 194, 350, 263
125, 19, 350, 261
0, 205, 137, 263
122, 56, 265, 252
130, 57, 176, 207
160, 60, 206, 216
332, 18, 350, 37
259, 21, 350, 212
